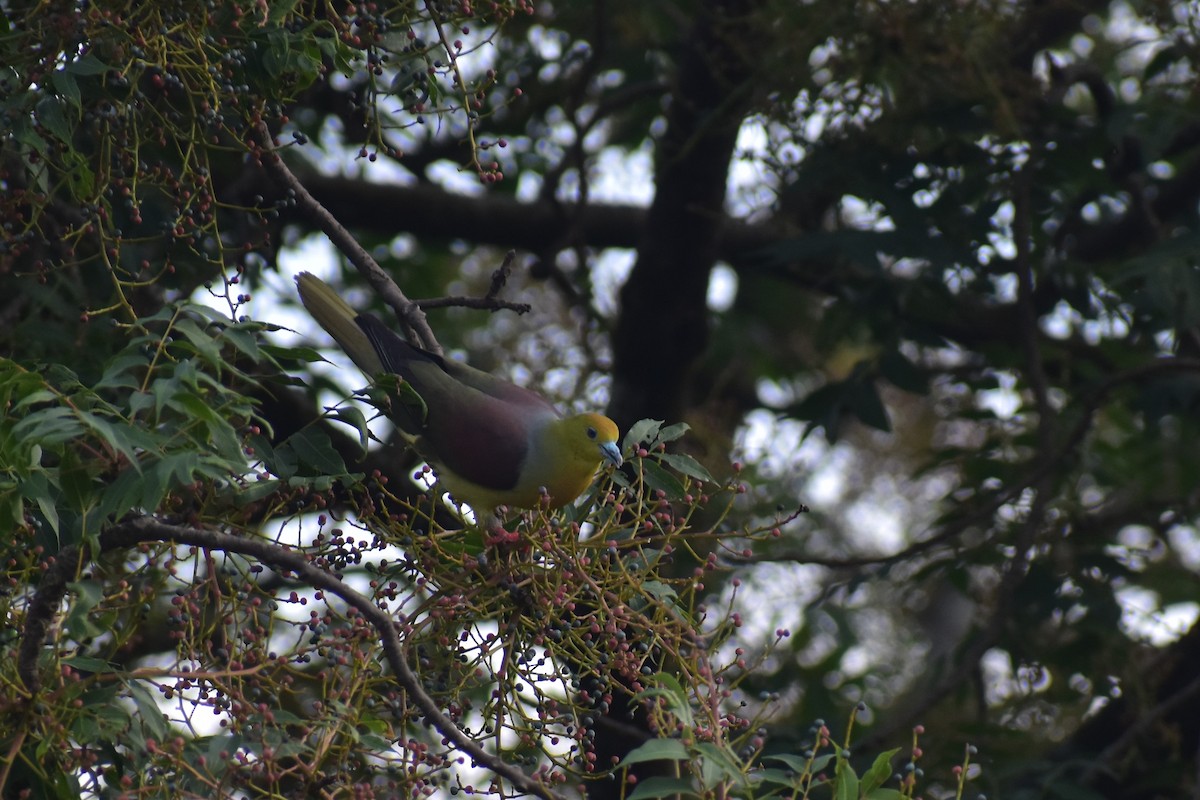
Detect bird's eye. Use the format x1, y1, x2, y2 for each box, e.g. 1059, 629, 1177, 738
586, 426, 597, 439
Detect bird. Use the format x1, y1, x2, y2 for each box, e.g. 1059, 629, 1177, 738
295, 272, 623, 513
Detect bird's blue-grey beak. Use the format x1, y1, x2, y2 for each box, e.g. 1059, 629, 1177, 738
600, 441, 623, 468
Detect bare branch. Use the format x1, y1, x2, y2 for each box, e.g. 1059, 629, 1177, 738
409, 252, 531, 313
486, 250, 518, 301
251, 124, 443, 355
417, 295, 531, 314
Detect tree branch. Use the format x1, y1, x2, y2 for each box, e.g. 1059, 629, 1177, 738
415, 252, 531, 314
250, 125, 443, 354
21, 516, 563, 800
17, 547, 86, 696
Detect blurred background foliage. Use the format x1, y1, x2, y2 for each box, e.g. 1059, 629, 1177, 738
3, 0, 1200, 798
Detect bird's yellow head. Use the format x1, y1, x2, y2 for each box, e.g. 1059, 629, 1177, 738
563, 412, 623, 469
523, 412, 622, 508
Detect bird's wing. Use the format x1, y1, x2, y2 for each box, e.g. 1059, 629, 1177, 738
356, 314, 557, 492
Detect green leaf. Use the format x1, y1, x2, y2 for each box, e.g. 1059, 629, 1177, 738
860, 748, 901, 794
21, 472, 60, 536
864, 790, 907, 799
753, 767, 803, 787
0, 493, 24, 534
92, 698, 134, 736
834, 756, 858, 800
202, 734, 245, 767
58, 448, 98, 514
158, 452, 201, 486
127, 682, 170, 740
330, 406, 371, 452
657, 422, 691, 443
64, 151, 94, 196
260, 343, 328, 363
172, 318, 223, 365
657, 452, 714, 484
315, 34, 358, 76
96, 352, 154, 392
639, 460, 686, 500
68, 579, 104, 607
77, 411, 141, 474
65, 54, 111, 76
252, 434, 297, 479
624, 419, 663, 452
764, 752, 835, 777
62, 655, 116, 673
99, 466, 151, 522
13, 388, 58, 410
263, 28, 290, 77
35, 492, 60, 536
167, 391, 243, 461
626, 776, 700, 800
355, 733, 392, 751
221, 325, 262, 362
763, 753, 811, 773
35, 96, 72, 144
13, 407, 85, 448
268, 0, 300, 24
620, 738, 690, 766
640, 580, 678, 603
370, 372, 429, 427
235, 477, 283, 507
694, 741, 747, 788
811, 753, 836, 775
288, 428, 348, 476
289, 47, 321, 88
64, 580, 105, 640
11, 115, 49, 156
50, 69, 81, 111
639, 672, 693, 728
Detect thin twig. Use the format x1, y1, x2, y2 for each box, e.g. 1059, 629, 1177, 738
486, 250, 517, 300
250, 124, 443, 355
414, 251, 530, 312
417, 296, 531, 314
407, 251, 529, 312
737, 525, 962, 570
